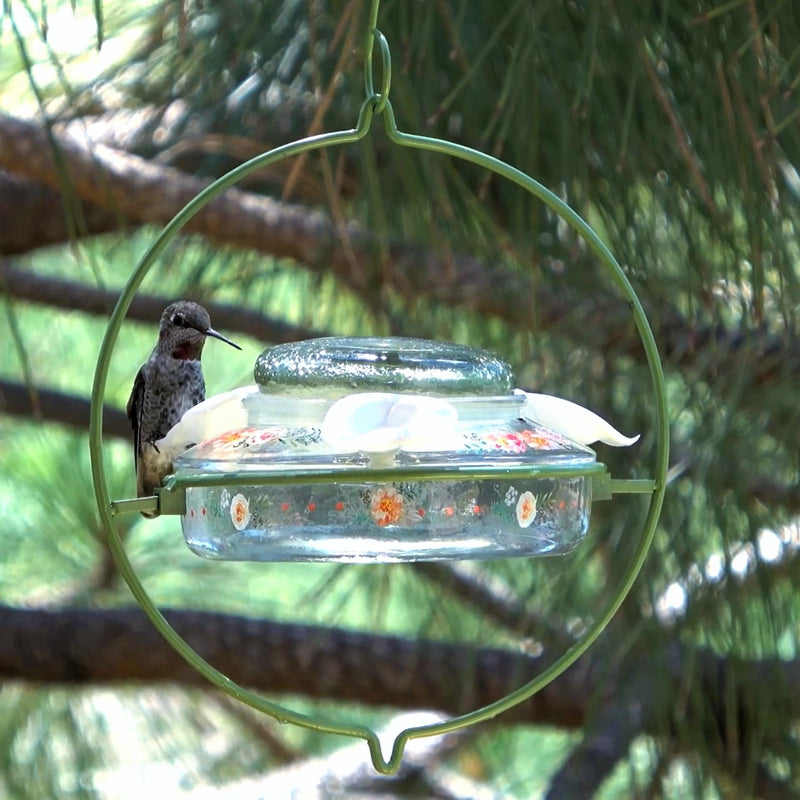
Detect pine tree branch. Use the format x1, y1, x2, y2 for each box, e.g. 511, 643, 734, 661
3, 115, 799, 393
412, 562, 570, 651
0, 259, 326, 343
196, 711, 489, 800
0, 113, 534, 319
0, 170, 119, 254
750, 764, 797, 800
544, 683, 646, 799
4, 111, 800, 453
545, 714, 639, 799
6, 370, 800, 521
0, 604, 586, 728
639, 43, 720, 221
4, 259, 800, 418
0, 378, 129, 438
0, 258, 328, 440
2, 602, 799, 799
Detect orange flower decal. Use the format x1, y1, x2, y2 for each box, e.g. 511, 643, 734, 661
516, 491, 537, 528
230, 493, 251, 530
520, 429, 557, 449
370, 486, 405, 527
202, 429, 250, 450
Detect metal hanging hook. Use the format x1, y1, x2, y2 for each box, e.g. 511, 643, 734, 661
363, 0, 391, 114
366, 29, 392, 113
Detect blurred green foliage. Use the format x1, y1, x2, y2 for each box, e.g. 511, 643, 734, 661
2, 0, 800, 796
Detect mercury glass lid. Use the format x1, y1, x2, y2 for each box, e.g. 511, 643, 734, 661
254, 336, 515, 397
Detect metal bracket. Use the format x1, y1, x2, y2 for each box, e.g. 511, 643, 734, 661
110, 496, 158, 516
157, 484, 187, 516
109, 487, 186, 517
592, 473, 657, 501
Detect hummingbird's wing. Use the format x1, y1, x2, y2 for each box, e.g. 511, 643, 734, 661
126, 366, 146, 469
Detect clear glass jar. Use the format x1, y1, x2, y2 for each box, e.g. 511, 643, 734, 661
175, 338, 599, 562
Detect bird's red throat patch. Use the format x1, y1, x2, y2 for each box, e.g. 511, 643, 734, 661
171, 343, 200, 360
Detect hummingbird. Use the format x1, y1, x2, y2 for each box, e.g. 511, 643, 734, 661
127, 301, 241, 513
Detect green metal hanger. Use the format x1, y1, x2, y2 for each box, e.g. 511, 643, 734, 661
89, 0, 668, 774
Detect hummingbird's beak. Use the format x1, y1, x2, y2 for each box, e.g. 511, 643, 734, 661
205, 327, 242, 350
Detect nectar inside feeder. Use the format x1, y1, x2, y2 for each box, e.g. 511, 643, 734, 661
168, 336, 633, 563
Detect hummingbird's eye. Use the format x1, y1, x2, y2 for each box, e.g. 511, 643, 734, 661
172, 313, 186, 327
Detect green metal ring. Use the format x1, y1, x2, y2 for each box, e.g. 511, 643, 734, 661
89, 93, 668, 773
367, 29, 392, 114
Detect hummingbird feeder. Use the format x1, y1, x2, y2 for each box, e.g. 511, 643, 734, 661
175, 336, 606, 562
89, 0, 668, 775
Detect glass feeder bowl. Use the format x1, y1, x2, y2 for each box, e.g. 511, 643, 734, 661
175, 337, 604, 562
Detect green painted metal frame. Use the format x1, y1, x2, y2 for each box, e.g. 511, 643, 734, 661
89, 0, 669, 775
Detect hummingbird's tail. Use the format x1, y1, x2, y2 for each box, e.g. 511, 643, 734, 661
137, 444, 176, 518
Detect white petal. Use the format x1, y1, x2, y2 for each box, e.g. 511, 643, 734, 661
518, 390, 640, 447
156, 385, 256, 457
321, 393, 398, 452
384, 396, 458, 448
322, 393, 458, 455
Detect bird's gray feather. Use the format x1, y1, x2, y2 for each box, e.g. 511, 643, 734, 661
127, 366, 146, 471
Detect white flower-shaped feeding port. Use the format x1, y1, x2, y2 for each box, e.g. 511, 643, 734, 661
155, 385, 254, 458
517, 390, 639, 447
321, 392, 459, 467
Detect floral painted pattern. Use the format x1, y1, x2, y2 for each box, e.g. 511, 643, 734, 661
208, 483, 543, 533
515, 491, 537, 528
230, 493, 251, 530
519, 429, 569, 449
193, 426, 301, 456
243, 429, 282, 447
191, 420, 579, 462
459, 425, 575, 455
182, 475, 592, 561
484, 432, 528, 453
369, 486, 406, 527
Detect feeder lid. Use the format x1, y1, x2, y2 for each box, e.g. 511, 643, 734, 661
254, 336, 515, 397
174, 336, 597, 472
